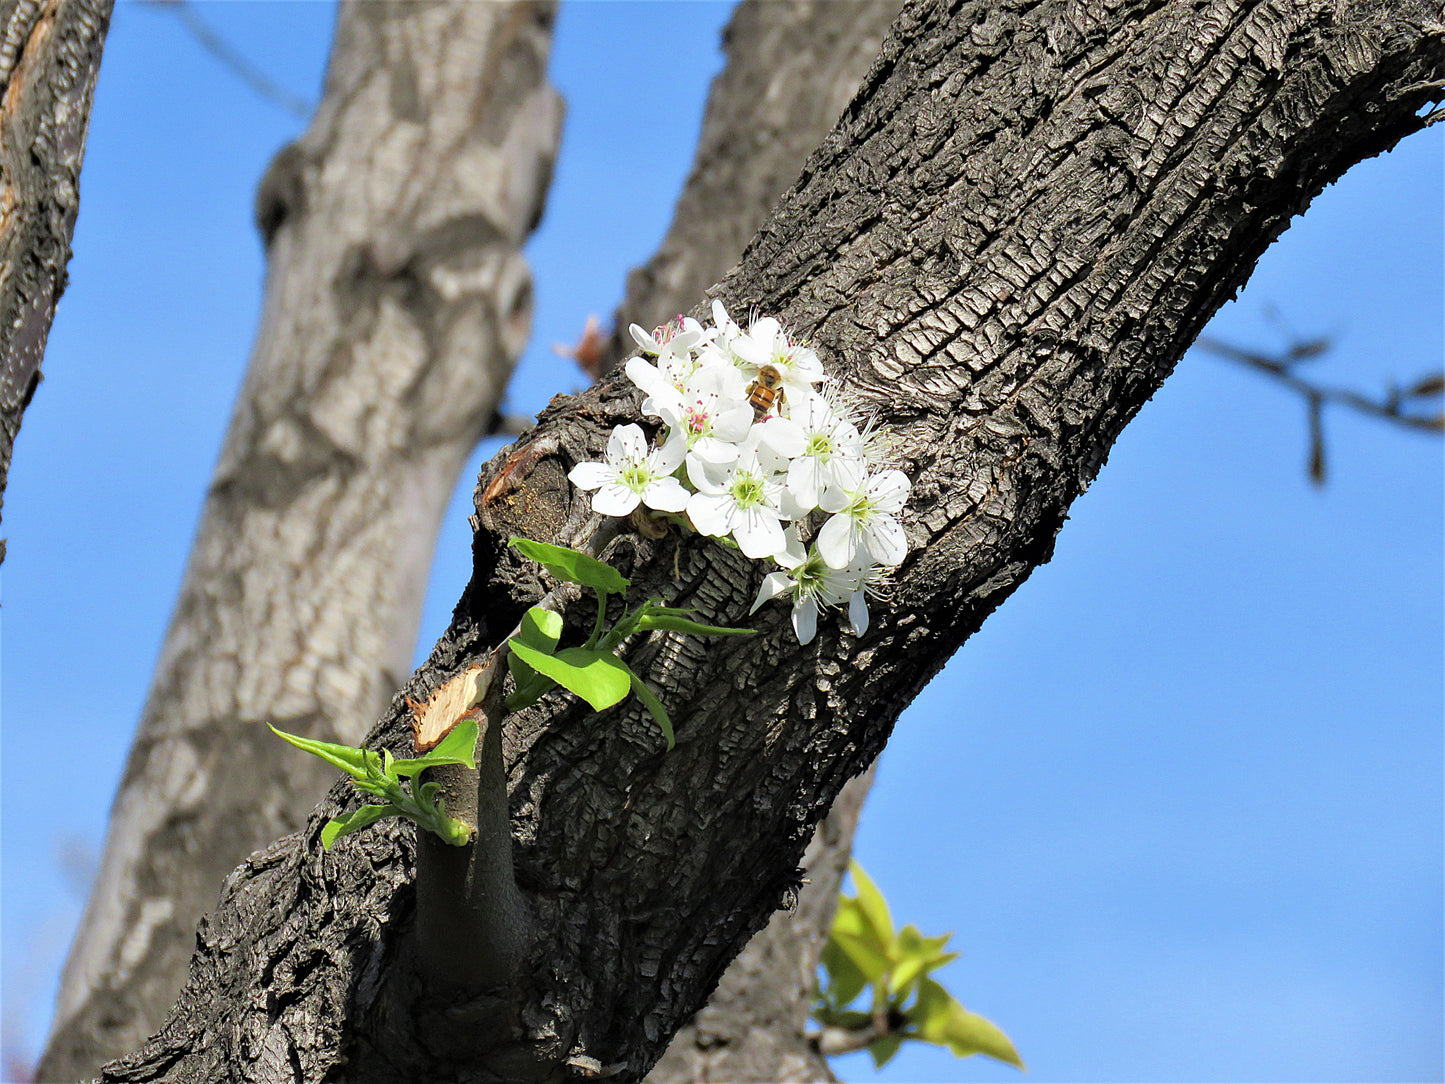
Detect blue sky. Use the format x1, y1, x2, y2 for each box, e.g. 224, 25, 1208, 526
3, 3, 1440, 1081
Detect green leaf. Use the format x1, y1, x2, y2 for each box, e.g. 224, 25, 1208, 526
912, 979, 1024, 1069
890, 925, 959, 996
829, 899, 891, 985
269, 724, 379, 781
820, 935, 870, 1007
636, 612, 757, 637
510, 537, 629, 594
389, 719, 480, 777
867, 1034, 903, 1069
507, 641, 630, 711
508, 606, 563, 684
320, 803, 403, 849
849, 860, 895, 945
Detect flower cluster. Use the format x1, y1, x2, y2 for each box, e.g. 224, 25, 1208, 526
568, 302, 910, 644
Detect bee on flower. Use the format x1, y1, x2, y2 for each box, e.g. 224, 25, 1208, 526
563, 305, 911, 646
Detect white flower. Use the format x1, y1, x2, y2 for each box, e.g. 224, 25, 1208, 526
568, 424, 689, 518
686, 450, 787, 559
730, 315, 826, 402
656, 364, 753, 469
750, 529, 854, 644
783, 390, 867, 511
816, 468, 911, 568
628, 316, 707, 361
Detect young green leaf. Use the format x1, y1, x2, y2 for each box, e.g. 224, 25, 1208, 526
269, 724, 378, 781
389, 718, 480, 777
912, 978, 1024, 1068
636, 612, 757, 637
507, 641, 631, 710
321, 804, 403, 849
508, 606, 563, 684
849, 860, 895, 944
829, 897, 891, 983
509, 537, 630, 595
820, 934, 870, 1007
867, 1034, 903, 1070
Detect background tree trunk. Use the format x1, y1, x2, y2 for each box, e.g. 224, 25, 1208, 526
94, 1, 1441, 1082
37, 3, 561, 1080
0, 0, 112, 563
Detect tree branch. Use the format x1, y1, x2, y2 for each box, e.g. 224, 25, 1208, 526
99, 1, 1445, 1081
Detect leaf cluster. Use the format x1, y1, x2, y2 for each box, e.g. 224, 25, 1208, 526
504, 537, 753, 748
268, 720, 480, 848
813, 862, 1023, 1071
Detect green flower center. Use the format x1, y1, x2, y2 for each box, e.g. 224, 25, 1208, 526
620, 463, 650, 492
804, 433, 833, 458
730, 473, 765, 508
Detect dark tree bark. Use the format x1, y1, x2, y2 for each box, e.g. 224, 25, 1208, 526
97, 0, 1442, 1081
620, 5, 903, 1080
0, 0, 112, 563
38, 3, 562, 1080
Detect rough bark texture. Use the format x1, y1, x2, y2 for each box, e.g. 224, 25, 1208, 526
38, 3, 561, 1080
100, 0, 1442, 1082
0, 0, 112, 563
622, 4, 903, 1081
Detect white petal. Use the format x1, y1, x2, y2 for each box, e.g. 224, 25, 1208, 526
733, 506, 785, 560
693, 435, 741, 465
791, 598, 818, 645
786, 456, 824, 510
817, 512, 859, 568
866, 469, 911, 513
642, 477, 689, 513
609, 423, 647, 463
686, 491, 734, 537
630, 323, 659, 353
650, 430, 686, 474
593, 484, 641, 518
713, 404, 756, 442
861, 515, 907, 566
568, 462, 614, 492
753, 415, 805, 458
686, 454, 728, 494
625, 355, 666, 397
750, 571, 793, 614
848, 589, 869, 636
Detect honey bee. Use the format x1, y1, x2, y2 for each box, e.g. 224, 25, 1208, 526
745, 364, 786, 421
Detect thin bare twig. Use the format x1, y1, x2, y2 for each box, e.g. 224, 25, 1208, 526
143, 0, 312, 120
1195, 333, 1443, 486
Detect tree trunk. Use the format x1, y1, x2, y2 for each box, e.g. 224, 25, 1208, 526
99, 0, 1443, 1081
0, 0, 112, 564
37, 3, 561, 1080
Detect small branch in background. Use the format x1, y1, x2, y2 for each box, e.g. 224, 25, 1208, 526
552, 313, 608, 381
1194, 331, 1443, 486
141, 0, 313, 120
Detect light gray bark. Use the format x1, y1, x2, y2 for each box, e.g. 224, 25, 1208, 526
0, 0, 112, 563
96, 1, 1443, 1082
38, 3, 561, 1080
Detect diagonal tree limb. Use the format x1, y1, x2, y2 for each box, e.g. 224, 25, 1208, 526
99, 1, 1444, 1081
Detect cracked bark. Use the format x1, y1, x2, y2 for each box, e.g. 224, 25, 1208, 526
37, 3, 562, 1080
0, 0, 112, 563
622, 4, 904, 1082
84, 0, 1445, 1081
